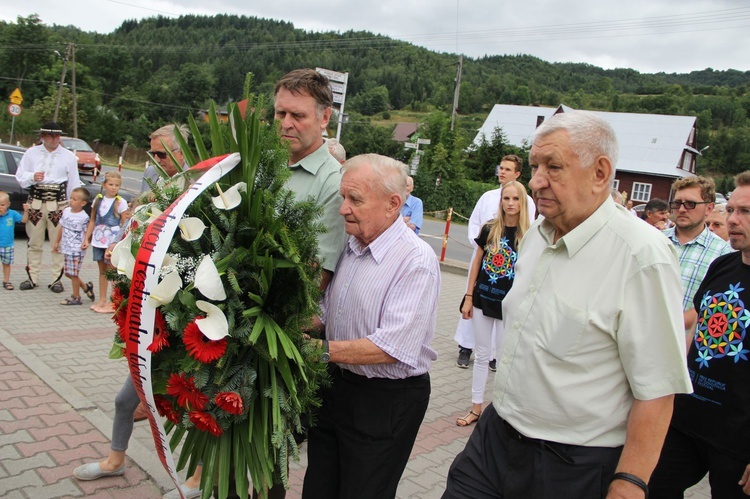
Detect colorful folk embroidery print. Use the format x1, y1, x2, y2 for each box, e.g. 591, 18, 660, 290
695, 283, 750, 368
482, 236, 517, 284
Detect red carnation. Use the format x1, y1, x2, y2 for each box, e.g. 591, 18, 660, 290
154, 395, 181, 424
189, 411, 223, 437
111, 286, 125, 309
148, 310, 170, 353
214, 392, 244, 415
112, 290, 129, 343
166, 373, 209, 411
183, 318, 227, 363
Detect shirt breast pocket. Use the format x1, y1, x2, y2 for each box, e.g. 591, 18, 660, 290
537, 299, 588, 360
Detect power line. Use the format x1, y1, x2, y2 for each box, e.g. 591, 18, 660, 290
2, 6, 748, 56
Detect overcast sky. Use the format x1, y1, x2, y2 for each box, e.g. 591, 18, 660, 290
2, 0, 749, 74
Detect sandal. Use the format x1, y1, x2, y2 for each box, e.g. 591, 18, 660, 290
456, 410, 481, 427
3, 281, 13, 290
61, 295, 83, 306
84, 281, 96, 301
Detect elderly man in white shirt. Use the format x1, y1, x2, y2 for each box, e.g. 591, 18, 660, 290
444, 111, 692, 499
454, 154, 535, 368
15, 121, 80, 292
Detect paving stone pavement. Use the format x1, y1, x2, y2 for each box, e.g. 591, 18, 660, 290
0, 238, 710, 498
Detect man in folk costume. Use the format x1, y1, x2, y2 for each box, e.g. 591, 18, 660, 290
15, 121, 80, 292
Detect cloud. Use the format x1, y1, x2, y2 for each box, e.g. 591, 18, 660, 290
2, 0, 748, 73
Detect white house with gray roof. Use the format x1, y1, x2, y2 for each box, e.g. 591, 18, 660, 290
474, 104, 699, 204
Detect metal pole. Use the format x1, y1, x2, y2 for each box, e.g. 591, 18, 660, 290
450, 56, 463, 132
71, 44, 78, 137
9, 116, 15, 144
53, 45, 70, 123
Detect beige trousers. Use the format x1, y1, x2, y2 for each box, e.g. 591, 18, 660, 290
25, 199, 65, 285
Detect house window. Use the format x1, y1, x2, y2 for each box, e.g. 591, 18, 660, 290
631, 182, 652, 202
613, 179, 620, 191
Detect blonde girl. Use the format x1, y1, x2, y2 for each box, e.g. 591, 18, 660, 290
82, 172, 128, 313
456, 180, 530, 427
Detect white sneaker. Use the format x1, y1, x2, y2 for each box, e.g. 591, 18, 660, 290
163, 483, 202, 499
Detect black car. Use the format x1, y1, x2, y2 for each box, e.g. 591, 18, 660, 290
0, 143, 134, 228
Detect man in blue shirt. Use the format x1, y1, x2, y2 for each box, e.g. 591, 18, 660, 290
401, 176, 423, 234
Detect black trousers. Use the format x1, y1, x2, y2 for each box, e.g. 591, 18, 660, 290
443, 404, 623, 499
301, 366, 430, 499
649, 425, 748, 498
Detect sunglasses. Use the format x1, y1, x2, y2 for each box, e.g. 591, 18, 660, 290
670, 200, 710, 210
148, 149, 178, 159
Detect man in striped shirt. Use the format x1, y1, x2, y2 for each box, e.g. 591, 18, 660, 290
662, 175, 731, 340
302, 154, 441, 499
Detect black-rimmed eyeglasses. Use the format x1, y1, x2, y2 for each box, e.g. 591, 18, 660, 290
670, 200, 710, 210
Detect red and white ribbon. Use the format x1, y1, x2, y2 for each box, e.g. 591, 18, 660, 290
123, 153, 241, 495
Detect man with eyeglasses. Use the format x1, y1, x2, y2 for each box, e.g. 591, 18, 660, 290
140, 124, 188, 193
662, 176, 731, 338
650, 171, 750, 497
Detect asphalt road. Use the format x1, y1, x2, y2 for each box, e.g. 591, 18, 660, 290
89, 164, 144, 194
419, 218, 473, 264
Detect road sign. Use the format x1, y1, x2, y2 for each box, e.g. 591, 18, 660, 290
9, 88, 22, 105
316, 67, 348, 84
404, 142, 418, 149
417, 138, 431, 145
330, 82, 346, 94
8, 103, 21, 116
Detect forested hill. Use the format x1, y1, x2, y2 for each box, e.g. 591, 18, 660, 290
1, 13, 749, 176
96, 14, 750, 112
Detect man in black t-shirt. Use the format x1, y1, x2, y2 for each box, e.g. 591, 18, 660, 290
650, 171, 750, 498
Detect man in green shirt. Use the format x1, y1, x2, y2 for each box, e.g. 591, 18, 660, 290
274, 69, 347, 290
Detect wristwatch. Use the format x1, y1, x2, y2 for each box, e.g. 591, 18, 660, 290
321, 340, 330, 363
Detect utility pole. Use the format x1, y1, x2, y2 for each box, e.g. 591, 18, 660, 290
450, 55, 463, 132
52, 44, 71, 123
71, 43, 78, 137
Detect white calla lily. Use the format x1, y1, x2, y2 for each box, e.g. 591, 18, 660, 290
145, 207, 163, 224
195, 300, 229, 340
148, 271, 182, 306
162, 253, 177, 269
195, 255, 227, 301
110, 233, 136, 278
212, 182, 247, 210
179, 217, 207, 241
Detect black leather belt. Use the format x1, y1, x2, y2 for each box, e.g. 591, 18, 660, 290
502, 419, 575, 465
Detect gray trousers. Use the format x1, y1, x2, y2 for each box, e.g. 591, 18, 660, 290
111, 376, 140, 451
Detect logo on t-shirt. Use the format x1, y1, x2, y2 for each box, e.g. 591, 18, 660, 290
695, 283, 750, 368
482, 236, 517, 284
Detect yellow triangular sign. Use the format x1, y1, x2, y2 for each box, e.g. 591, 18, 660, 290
10, 88, 23, 105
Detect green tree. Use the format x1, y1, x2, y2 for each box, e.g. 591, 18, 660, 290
0, 15, 51, 101
339, 113, 406, 160
464, 126, 521, 182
